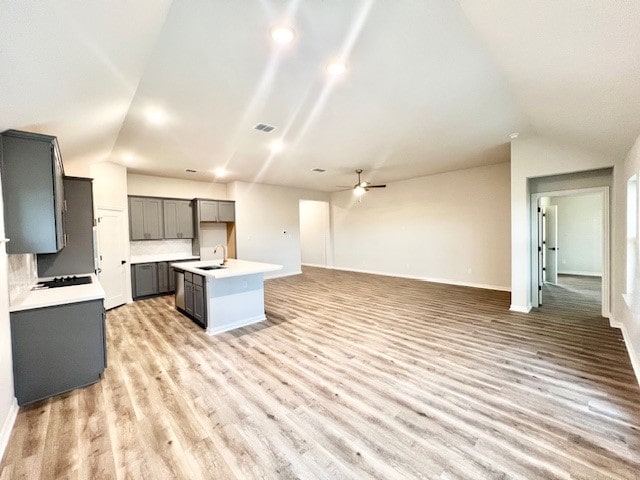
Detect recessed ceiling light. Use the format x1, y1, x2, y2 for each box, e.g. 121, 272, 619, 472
214, 167, 228, 178
123, 154, 134, 164
269, 140, 284, 154
185, 168, 197, 173
509, 132, 519, 139
146, 107, 167, 126
270, 26, 295, 45
326, 62, 347, 76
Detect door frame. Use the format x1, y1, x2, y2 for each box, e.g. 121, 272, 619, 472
530, 186, 610, 317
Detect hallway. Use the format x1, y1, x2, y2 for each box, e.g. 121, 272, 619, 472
538, 274, 605, 325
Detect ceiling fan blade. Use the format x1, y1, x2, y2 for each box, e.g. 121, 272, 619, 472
367, 184, 386, 188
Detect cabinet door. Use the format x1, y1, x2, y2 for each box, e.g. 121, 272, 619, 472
184, 281, 194, 315
143, 198, 164, 240
177, 200, 194, 238
134, 263, 158, 297
193, 284, 206, 326
218, 201, 235, 222
38, 177, 95, 277
163, 200, 179, 239
157, 262, 170, 293
200, 201, 218, 222
168, 267, 176, 292
1, 131, 65, 254
10, 299, 105, 406
129, 197, 146, 240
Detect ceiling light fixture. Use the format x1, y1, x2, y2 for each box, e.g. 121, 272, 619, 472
326, 62, 347, 76
354, 185, 366, 197
123, 154, 134, 164
269, 140, 284, 154
509, 132, 519, 139
146, 107, 167, 126
214, 167, 228, 178
270, 26, 295, 45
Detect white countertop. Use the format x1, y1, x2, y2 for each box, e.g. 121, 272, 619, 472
9, 274, 106, 313
171, 259, 282, 279
130, 254, 200, 264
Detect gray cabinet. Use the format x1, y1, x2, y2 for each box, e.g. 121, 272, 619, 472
218, 201, 235, 222
180, 271, 207, 328
200, 200, 219, 222
129, 197, 163, 240
38, 177, 95, 276
0, 130, 66, 254
199, 200, 235, 223
11, 299, 106, 406
157, 262, 170, 293
163, 199, 193, 239
132, 263, 158, 297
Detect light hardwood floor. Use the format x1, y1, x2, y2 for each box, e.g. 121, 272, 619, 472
1, 268, 639, 479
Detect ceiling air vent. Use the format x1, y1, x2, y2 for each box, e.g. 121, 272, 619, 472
254, 123, 277, 133
185, 168, 197, 173
311, 168, 326, 173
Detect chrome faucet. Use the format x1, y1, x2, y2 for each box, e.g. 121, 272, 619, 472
213, 244, 228, 265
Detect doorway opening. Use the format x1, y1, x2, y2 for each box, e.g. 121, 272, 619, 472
530, 187, 610, 318
299, 200, 331, 268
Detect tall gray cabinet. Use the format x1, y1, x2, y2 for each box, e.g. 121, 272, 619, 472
38, 177, 95, 276
0, 129, 65, 254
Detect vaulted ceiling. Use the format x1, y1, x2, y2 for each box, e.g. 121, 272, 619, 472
1, 1, 639, 191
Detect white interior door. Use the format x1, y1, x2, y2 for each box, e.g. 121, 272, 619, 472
97, 208, 128, 310
544, 205, 558, 284
537, 204, 544, 305
299, 200, 331, 267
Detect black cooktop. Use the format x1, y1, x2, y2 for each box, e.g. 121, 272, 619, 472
36, 275, 92, 289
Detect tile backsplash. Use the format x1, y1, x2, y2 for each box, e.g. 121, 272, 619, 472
8, 253, 37, 303
130, 239, 193, 257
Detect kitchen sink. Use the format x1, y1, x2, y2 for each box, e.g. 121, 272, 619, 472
198, 265, 225, 271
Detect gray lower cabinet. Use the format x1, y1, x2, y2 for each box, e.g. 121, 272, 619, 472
37, 177, 95, 277
180, 271, 207, 328
157, 262, 170, 293
132, 263, 158, 297
129, 197, 163, 240
0, 130, 66, 254
10, 299, 106, 406
163, 199, 194, 239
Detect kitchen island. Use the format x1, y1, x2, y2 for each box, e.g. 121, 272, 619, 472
171, 259, 282, 335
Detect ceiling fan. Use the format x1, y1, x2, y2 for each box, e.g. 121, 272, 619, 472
338, 169, 386, 195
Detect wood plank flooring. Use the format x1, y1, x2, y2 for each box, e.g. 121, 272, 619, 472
1, 267, 639, 479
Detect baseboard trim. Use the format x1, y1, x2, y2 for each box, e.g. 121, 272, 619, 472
301, 263, 331, 269
558, 271, 602, 277
509, 304, 532, 313
207, 314, 266, 335
0, 398, 18, 463
329, 266, 510, 292
610, 319, 640, 387
265, 270, 302, 280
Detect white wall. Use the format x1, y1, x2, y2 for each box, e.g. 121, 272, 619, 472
0, 177, 18, 463
127, 173, 227, 199
552, 194, 603, 276
621, 133, 640, 383
227, 182, 330, 278
300, 200, 331, 267
510, 136, 616, 312
331, 162, 511, 290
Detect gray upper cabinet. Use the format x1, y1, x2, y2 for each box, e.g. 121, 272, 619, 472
200, 200, 219, 222
218, 201, 235, 222
163, 199, 193, 239
129, 196, 163, 240
38, 177, 95, 277
0, 130, 65, 254
199, 200, 235, 222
